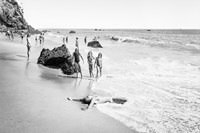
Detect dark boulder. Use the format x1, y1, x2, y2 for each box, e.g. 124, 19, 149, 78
87, 41, 103, 48
37, 44, 77, 75
69, 30, 76, 34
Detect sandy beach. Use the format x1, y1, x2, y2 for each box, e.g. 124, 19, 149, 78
0, 34, 135, 133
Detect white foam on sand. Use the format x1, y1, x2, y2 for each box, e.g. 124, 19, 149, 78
92, 56, 200, 133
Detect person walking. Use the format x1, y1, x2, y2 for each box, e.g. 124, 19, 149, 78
75, 37, 79, 48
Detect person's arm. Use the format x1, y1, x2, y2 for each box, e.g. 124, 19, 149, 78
84, 98, 97, 110
79, 53, 84, 63
72, 53, 75, 65
94, 58, 97, 69
67, 97, 82, 102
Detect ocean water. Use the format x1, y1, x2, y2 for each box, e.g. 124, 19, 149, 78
45, 29, 200, 133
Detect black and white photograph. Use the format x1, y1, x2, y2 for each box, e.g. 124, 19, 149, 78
0, 0, 200, 133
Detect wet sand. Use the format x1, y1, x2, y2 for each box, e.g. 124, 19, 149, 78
0, 34, 135, 133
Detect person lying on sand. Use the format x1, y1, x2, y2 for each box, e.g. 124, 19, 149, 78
67, 95, 127, 111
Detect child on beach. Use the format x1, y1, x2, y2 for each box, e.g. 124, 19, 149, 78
35, 36, 37, 45
39, 34, 42, 45
87, 51, 95, 78
94, 53, 102, 78
72, 48, 84, 78
26, 33, 31, 59
75, 37, 79, 48
20, 32, 24, 43
66, 36, 68, 43
84, 37, 87, 44
63, 37, 65, 44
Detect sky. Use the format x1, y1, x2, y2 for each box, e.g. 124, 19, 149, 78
17, 0, 200, 29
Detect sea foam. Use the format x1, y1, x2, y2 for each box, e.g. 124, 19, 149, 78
92, 57, 200, 133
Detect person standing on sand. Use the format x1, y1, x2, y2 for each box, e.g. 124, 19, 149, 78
39, 34, 42, 45
63, 37, 65, 44
75, 37, 79, 48
94, 53, 102, 78
10, 31, 14, 40
84, 37, 87, 44
35, 36, 37, 45
66, 36, 68, 43
72, 48, 84, 78
87, 51, 95, 78
26, 33, 31, 59
20, 32, 24, 43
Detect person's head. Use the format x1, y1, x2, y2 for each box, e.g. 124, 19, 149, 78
76, 37, 78, 40
87, 51, 92, 57
98, 53, 102, 58
27, 33, 30, 37
75, 48, 79, 53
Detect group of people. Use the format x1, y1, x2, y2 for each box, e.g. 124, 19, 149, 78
65, 37, 87, 48
72, 48, 102, 79
6, 30, 14, 40
25, 33, 45, 60
63, 36, 68, 44
35, 33, 45, 45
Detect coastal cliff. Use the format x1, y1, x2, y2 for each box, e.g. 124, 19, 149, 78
0, 0, 39, 33
0, 0, 27, 29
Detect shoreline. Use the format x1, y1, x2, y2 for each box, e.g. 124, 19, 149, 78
0, 34, 136, 133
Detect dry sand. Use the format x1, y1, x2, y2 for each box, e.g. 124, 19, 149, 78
0, 34, 135, 133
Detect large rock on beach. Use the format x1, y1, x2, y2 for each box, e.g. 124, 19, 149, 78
69, 30, 76, 33
87, 41, 103, 48
37, 44, 77, 75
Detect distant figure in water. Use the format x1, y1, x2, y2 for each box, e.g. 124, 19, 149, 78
84, 36, 87, 44
35, 36, 37, 45
93, 37, 97, 41
26, 33, 31, 59
63, 37, 65, 44
66, 36, 68, 43
42, 33, 45, 43
75, 37, 79, 48
10, 31, 14, 40
72, 48, 84, 78
94, 53, 102, 78
6, 30, 11, 40
87, 51, 95, 78
67, 95, 127, 110
39, 34, 42, 45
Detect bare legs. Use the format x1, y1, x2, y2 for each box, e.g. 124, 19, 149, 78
96, 66, 102, 78
27, 46, 30, 59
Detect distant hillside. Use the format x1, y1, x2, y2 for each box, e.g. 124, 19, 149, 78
0, 0, 40, 34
